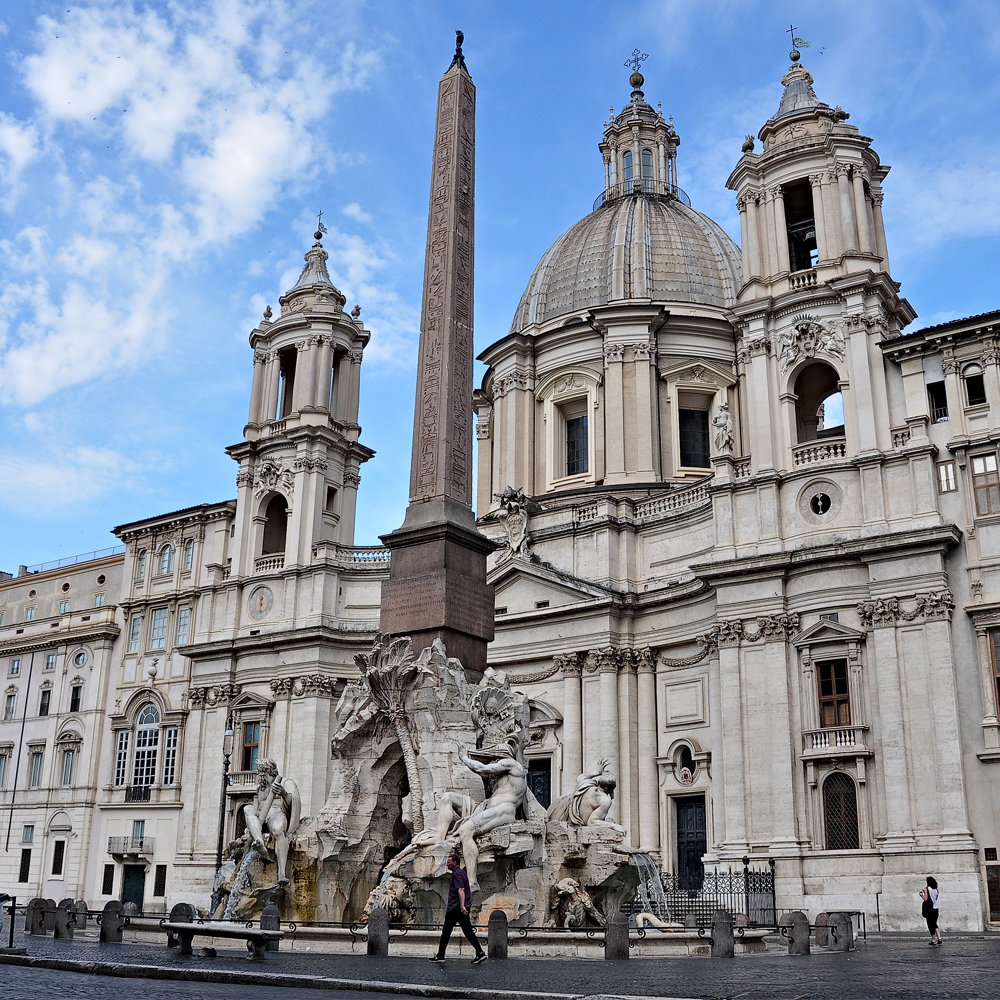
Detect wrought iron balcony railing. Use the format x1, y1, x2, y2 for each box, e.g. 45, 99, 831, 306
124, 784, 151, 802
593, 178, 691, 212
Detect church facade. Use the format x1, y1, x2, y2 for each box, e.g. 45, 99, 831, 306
1, 51, 999, 931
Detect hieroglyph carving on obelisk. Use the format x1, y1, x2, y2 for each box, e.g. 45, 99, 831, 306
410, 43, 475, 507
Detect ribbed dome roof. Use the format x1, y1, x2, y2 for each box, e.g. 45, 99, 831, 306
510, 195, 743, 333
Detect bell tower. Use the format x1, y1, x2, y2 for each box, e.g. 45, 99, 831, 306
226, 230, 374, 578
725, 48, 915, 473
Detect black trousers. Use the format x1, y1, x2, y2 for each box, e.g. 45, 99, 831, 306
435, 907, 483, 957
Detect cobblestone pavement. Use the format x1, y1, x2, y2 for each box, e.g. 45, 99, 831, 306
3, 924, 1000, 999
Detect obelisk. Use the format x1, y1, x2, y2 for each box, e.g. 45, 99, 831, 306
380, 31, 496, 679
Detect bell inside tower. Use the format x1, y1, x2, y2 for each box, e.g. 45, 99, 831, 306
783, 179, 819, 271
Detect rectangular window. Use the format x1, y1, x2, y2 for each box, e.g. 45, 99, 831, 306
102, 863, 115, 895
70, 685, 82, 713
4, 693, 15, 720
45, 653, 56, 671
927, 380, 949, 422
242, 721, 260, 772
817, 659, 851, 728
10, 658, 19, 676
93, 593, 105, 608
937, 461, 957, 493
154, 864, 167, 897
973, 454, 1000, 515
132, 724, 159, 786
62, 749, 75, 786
128, 615, 142, 653
59, 600, 69, 614
679, 408, 711, 468
29, 751, 43, 788
23, 824, 34, 844
162, 727, 179, 785
150, 608, 168, 649
0, 754, 6, 788
39, 689, 51, 716
783, 179, 819, 271
176, 607, 190, 646
566, 415, 589, 475
51, 840, 65, 876
114, 730, 130, 786
24, 607, 35, 622
18, 849, 31, 883
133, 819, 146, 842
184, 540, 194, 571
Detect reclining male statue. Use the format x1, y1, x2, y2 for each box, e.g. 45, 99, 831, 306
546, 757, 626, 833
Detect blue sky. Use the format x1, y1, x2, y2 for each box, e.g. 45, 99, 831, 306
0, 0, 998, 570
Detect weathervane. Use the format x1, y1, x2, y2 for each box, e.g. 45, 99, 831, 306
786, 24, 810, 62
315, 210, 328, 241
624, 48, 649, 74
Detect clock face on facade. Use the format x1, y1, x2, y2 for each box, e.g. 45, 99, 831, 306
248, 586, 274, 620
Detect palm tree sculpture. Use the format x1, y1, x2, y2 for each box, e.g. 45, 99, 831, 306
355, 632, 425, 833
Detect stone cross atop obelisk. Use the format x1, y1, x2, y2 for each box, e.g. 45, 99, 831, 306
380, 32, 496, 679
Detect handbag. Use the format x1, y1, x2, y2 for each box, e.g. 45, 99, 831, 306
921, 889, 934, 919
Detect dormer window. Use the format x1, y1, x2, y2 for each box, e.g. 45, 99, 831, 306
622, 150, 633, 186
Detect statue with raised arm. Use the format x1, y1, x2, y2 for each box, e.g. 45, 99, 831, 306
242, 757, 301, 884
546, 757, 625, 833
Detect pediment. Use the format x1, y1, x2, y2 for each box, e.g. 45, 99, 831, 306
793, 619, 866, 648
660, 358, 736, 388
230, 690, 273, 712
489, 558, 610, 616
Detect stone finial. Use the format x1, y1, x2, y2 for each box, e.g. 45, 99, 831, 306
351, 303, 361, 319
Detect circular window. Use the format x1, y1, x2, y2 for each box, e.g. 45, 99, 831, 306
810, 493, 832, 515
28, 590, 36, 599
74, 651, 88, 667
798, 480, 843, 525
97, 574, 106, 586
61, 582, 70, 592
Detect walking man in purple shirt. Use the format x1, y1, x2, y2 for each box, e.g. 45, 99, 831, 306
429, 854, 487, 964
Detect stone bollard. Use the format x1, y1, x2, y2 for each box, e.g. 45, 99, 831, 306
488, 909, 508, 960
814, 912, 829, 947
25, 898, 45, 935
604, 911, 629, 960
829, 911, 854, 952
710, 909, 734, 958
260, 904, 281, 952
54, 900, 75, 940
167, 902, 195, 950
42, 898, 57, 933
74, 900, 89, 929
367, 906, 389, 956
787, 911, 810, 955
99, 900, 124, 943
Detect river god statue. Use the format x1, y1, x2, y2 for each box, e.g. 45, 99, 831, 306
243, 757, 302, 883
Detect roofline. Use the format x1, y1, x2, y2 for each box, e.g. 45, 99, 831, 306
112, 499, 237, 536
886, 308, 1000, 343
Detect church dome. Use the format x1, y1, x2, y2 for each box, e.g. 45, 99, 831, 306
509, 193, 743, 334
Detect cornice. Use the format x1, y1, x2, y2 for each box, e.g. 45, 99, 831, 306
0, 621, 121, 657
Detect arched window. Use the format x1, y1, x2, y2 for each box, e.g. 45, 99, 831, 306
183, 538, 194, 571
641, 148, 653, 189
622, 150, 633, 186
794, 362, 841, 443
132, 703, 160, 787
135, 549, 147, 581
816, 390, 844, 438
158, 544, 173, 576
963, 363, 987, 407
261, 495, 288, 555
823, 771, 860, 850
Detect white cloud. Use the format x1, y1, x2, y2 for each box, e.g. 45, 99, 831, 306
0, 114, 40, 208
343, 201, 373, 224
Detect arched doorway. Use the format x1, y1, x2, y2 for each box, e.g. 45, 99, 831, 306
261, 495, 288, 555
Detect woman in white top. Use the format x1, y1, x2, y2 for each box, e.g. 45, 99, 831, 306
921, 876, 942, 945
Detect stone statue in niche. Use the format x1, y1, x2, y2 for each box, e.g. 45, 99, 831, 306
546, 757, 625, 833
550, 877, 606, 928
711, 402, 734, 452
243, 757, 302, 883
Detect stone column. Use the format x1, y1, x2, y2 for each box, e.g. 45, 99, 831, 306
314, 337, 333, 409
345, 350, 363, 423
871, 191, 889, 270
770, 185, 791, 273
617, 651, 639, 837
852, 172, 873, 253
636, 649, 660, 851
603, 154, 610, 194
737, 194, 752, 276
836, 164, 858, 251
744, 333, 774, 471
248, 349, 268, 424
657, 141, 666, 188
340, 470, 361, 544
598, 648, 621, 823
846, 316, 878, 453
380, 36, 496, 678
293, 340, 315, 412
745, 192, 763, 277
634, 342, 658, 479
603, 344, 626, 481
559, 654, 583, 788
717, 639, 748, 853
808, 174, 828, 262
263, 351, 281, 422
763, 188, 779, 275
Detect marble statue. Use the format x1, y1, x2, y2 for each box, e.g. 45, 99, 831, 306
546, 757, 625, 832
243, 757, 301, 883
360, 875, 416, 925
550, 877, 606, 928
712, 402, 734, 452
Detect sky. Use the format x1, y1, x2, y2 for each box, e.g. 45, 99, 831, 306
0, 0, 998, 571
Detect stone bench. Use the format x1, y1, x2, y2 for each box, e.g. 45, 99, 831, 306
157, 919, 283, 962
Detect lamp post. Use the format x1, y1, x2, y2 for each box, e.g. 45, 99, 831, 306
211, 714, 235, 913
